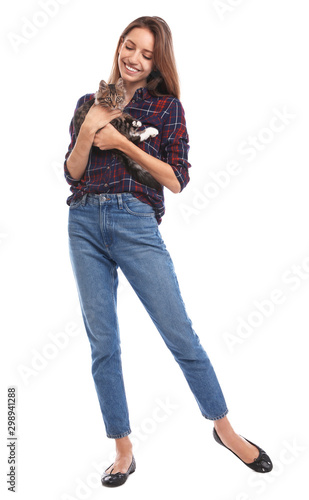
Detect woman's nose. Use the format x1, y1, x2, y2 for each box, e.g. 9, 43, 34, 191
129, 51, 140, 65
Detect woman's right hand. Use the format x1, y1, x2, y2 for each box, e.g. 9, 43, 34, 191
82, 104, 122, 137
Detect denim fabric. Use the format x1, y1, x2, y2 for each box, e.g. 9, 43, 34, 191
68, 193, 228, 438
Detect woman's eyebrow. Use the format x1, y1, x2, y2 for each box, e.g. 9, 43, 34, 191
126, 39, 153, 54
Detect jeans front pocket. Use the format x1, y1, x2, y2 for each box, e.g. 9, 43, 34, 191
123, 197, 155, 218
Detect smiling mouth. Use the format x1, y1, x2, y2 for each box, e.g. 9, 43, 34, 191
124, 63, 140, 73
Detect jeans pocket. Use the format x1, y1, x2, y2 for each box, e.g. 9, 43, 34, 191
123, 198, 155, 218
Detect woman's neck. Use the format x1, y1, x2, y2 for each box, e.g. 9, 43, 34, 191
124, 81, 145, 105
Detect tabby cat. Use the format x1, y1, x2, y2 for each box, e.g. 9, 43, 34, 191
73, 78, 161, 190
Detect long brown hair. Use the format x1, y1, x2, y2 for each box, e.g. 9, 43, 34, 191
108, 16, 180, 99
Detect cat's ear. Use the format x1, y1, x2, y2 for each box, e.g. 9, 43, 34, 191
116, 78, 125, 90
99, 80, 108, 90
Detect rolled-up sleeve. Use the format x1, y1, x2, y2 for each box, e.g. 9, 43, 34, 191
63, 95, 87, 186
160, 99, 191, 192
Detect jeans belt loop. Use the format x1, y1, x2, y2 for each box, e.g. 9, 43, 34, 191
117, 194, 123, 209
81, 193, 88, 206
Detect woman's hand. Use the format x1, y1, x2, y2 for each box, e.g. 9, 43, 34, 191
93, 123, 127, 150
82, 104, 122, 136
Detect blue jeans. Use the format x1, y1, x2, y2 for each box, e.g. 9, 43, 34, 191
68, 193, 228, 438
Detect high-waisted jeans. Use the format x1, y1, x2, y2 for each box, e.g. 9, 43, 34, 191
68, 192, 228, 438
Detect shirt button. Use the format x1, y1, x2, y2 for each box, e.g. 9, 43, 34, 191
104, 183, 108, 187
132, 99, 135, 103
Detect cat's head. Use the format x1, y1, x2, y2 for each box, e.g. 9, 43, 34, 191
95, 78, 126, 110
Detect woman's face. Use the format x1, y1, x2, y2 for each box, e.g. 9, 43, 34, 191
118, 28, 155, 89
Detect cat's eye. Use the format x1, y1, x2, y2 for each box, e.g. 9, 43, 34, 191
116, 97, 123, 102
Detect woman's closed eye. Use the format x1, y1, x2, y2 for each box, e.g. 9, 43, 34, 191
125, 46, 151, 60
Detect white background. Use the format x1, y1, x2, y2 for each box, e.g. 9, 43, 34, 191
1, 0, 308, 499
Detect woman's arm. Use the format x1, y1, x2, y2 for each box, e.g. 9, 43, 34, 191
121, 138, 181, 193
65, 124, 95, 181
66, 106, 122, 181
93, 124, 181, 193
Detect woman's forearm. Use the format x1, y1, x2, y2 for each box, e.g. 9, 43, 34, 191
69, 120, 181, 192
66, 124, 95, 181
118, 137, 181, 193
66, 106, 122, 181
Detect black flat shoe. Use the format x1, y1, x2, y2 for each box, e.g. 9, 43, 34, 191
101, 456, 136, 487
213, 428, 273, 473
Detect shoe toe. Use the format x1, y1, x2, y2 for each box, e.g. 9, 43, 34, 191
251, 452, 273, 473
101, 456, 136, 487
213, 428, 273, 474
102, 473, 126, 487
243, 439, 273, 473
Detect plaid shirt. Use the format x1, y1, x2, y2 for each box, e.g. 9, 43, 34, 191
64, 86, 191, 224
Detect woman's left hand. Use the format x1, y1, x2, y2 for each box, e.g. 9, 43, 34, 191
93, 124, 126, 150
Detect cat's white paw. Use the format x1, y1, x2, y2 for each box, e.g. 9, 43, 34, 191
147, 127, 159, 137
139, 127, 159, 142
132, 120, 142, 128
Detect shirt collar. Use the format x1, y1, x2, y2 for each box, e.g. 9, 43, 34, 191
132, 86, 152, 102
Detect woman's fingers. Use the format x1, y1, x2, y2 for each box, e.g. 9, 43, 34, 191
90, 105, 121, 121
93, 123, 124, 150
85, 105, 122, 132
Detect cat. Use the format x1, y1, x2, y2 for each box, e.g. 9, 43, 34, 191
73, 78, 161, 190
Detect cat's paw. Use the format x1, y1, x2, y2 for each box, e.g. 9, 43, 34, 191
147, 127, 159, 138
139, 127, 159, 142
132, 120, 142, 128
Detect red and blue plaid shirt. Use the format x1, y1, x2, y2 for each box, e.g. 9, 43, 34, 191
64, 86, 191, 224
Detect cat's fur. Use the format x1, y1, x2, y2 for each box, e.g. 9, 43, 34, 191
73, 78, 161, 190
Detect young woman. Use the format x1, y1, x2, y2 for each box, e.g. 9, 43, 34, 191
64, 16, 273, 487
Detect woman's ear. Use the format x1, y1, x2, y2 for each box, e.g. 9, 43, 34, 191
118, 37, 124, 55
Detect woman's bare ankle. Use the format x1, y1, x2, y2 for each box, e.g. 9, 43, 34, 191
115, 436, 133, 454
214, 416, 235, 437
